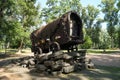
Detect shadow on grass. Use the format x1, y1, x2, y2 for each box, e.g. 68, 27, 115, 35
0, 49, 20, 59
0, 57, 18, 67
0, 52, 18, 59
0, 53, 11, 59
5, 49, 18, 54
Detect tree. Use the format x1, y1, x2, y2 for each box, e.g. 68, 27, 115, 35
99, 30, 111, 52
117, 0, 120, 48
117, 0, 120, 9
0, 0, 41, 53
41, 0, 82, 23
91, 19, 102, 48
16, 0, 40, 52
0, 0, 20, 52
100, 0, 119, 48
81, 5, 100, 37
117, 27, 120, 48
81, 5, 100, 48
80, 35, 92, 49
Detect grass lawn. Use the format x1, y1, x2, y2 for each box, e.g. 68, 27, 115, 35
87, 49, 120, 54
0, 49, 17, 54
0, 48, 31, 54
0, 48, 120, 54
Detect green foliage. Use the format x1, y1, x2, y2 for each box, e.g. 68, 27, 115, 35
81, 5, 100, 48
118, 28, 120, 48
17, 0, 40, 28
41, 0, 82, 23
99, 30, 111, 49
80, 35, 92, 49
87, 49, 120, 54
0, 0, 20, 49
115, 26, 120, 48
117, 0, 120, 9
0, 0, 41, 49
99, 42, 109, 49
0, 0, 120, 50
100, 0, 119, 48
81, 5, 99, 30
91, 19, 102, 48
86, 5, 100, 29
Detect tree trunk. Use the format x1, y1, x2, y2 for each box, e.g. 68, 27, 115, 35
4, 42, 7, 54
4, 38, 7, 54
111, 37, 114, 48
103, 49, 106, 53
6, 42, 10, 49
17, 39, 24, 53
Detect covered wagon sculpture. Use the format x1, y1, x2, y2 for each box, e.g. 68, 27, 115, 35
30, 11, 84, 54
29, 11, 94, 75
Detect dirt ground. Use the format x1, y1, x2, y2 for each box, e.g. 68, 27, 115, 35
0, 52, 120, 80
86, 53, 120, 67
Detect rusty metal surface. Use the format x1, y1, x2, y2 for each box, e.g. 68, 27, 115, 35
30, 11, 83, 52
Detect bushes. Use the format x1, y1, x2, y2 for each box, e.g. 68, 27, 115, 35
80, 35, 92, 49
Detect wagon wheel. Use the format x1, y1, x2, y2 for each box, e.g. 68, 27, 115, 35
50, 42, 60, 53
39, 47, 43, 54
34, 47, 42, 57
74, 45, 78, 51
34, 47, 42, 64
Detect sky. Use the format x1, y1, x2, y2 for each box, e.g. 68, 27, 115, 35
37, 0, 101, 8
81, 0, 101, 7
36, 0, 106, 29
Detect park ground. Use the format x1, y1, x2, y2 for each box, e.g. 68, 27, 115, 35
0, 49, 120, 80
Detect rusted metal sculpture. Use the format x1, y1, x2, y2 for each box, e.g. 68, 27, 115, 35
30, 11, 84, 54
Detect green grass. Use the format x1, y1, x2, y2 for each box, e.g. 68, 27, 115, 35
0, 48, 31, 54
87, 49, 120, 54
0, 49, 4, 52
0, 49, 17, 54
0, 48, 120, 54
